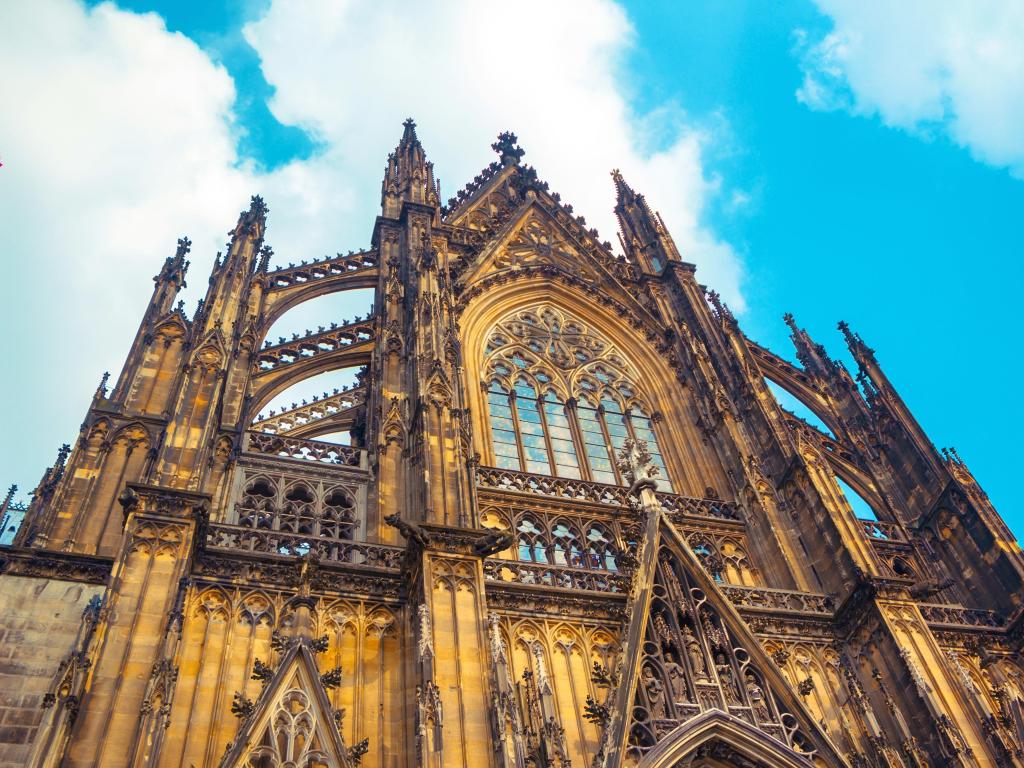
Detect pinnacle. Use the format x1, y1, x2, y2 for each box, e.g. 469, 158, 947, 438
610, 167, 636, 202
400, 117, 418, 146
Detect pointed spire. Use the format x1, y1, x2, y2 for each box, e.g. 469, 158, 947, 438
381, 118, 438, 216
837, 320, 877, 365
93, 371, 110, 402
400, 116, 418, 146
783, 313, 836, 376
232, 195, 268, 244
611, 169, 679, 273
1, 484, 15, 515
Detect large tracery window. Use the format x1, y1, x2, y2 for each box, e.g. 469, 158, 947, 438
484, 305, 674, 492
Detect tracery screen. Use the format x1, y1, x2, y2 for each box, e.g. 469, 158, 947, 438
484, 305, 674, 492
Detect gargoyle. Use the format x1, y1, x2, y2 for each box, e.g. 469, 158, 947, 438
473, 528, 514, 557
909, 577, 956, 600
384, 513, 432, 550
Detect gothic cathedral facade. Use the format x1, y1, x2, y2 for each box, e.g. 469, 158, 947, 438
2, 122, 1022, 768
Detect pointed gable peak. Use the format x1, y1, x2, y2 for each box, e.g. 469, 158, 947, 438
219, 637, 360, 768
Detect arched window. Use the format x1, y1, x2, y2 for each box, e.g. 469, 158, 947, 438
484, 304, 676, 492
551, 521, 583, 567
516, 517, 547, 563
585, 524, 618, 571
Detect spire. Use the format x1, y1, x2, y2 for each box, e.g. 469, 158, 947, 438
230, 195, 268, 249
783, 313, 837, 376
611, 169, 679, 274
381, 118, 439, 217
156, 236, 190, 289
1, 484, 15, 515
837, 320, 877, 367
143, 236, 191, 321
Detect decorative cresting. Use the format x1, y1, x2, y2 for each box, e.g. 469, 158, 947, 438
483, 304, 674, 491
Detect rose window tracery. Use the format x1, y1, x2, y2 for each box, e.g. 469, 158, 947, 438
484, 304, 674, 491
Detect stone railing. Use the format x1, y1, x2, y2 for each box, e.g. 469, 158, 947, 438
255, 319, 374, 372
860, 519, 907, 542
267, 250, 377, 290
721, 585, 835, 616
918, 603, 1005, 629
483, 559, 628, 593
253, 386, 364, 436
475, 466, 740, 521
246, 432, 361, 467
206, 523, 403, 569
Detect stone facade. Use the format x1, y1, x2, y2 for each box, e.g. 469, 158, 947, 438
2, 121, 1023, 767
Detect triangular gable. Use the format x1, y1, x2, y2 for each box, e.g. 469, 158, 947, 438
598, 506, 848, 767
455, 201, 658, 326
444, 160, 518, 227
220, 639, 354, 768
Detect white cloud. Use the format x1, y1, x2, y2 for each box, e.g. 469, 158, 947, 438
0, 0, 738, 490
242, 0, 742, 306
796, 0, 1024, 177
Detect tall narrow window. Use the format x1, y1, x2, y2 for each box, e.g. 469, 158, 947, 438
514, 378, 551, 475
577, 396, 617, 484
542, 391, 581, 479
488, 381, 521, 471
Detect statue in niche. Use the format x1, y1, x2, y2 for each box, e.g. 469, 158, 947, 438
682, 624, 707, 679
642, 666, 668, 719
715, 654, 740, 705
662, 652, 689, 703
745, 672, 770, 721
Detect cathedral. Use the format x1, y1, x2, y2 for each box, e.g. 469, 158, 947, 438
2, 120, 1022, 768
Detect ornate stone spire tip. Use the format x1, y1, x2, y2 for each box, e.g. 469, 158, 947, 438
248, 195, 268, 218
401, 117, 418, 145
492, 130, 525, 166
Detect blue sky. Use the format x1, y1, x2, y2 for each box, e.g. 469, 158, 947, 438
1, 0, 1020, 532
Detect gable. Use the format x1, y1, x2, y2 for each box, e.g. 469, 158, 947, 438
455, 202, 658, 328
220, 640, 354, 768
596, 494, 848, 768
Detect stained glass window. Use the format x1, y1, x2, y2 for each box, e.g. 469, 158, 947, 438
484, 304, 675, 492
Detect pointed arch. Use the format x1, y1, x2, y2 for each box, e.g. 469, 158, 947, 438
475, 299, 678, 492
635, 709, 820, 768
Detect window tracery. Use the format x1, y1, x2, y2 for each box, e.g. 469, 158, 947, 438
236, 476, 356, 541
484, 304, 674, 492
481, 505, 620, 572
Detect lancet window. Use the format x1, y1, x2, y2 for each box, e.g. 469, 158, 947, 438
484, 305, 674, 492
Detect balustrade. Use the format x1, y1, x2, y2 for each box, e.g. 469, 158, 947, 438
483, 558, 628, 593
206, 523, 403, 569
476, 466, 740, 520
721, 584, 835, 616
246, 432, 361, 467
267, 250, 377, 290
918, 603, 1005, 628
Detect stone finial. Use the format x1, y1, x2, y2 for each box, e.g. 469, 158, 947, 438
492, 131, 525, 167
